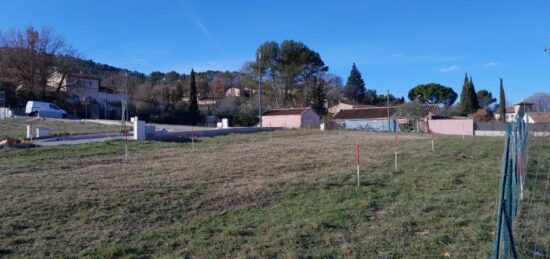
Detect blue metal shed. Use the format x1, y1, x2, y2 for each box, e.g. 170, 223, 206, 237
344, 119, 397, 132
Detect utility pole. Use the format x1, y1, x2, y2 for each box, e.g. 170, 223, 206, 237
104, 94, 107, 119
125, 73, 129, 125
387, 89, 391, 132
123, 72, 129, 163
258, 52, 262, 128
121, 72, 129, 132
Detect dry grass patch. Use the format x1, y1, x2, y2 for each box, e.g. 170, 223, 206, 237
1, 130, 547, 257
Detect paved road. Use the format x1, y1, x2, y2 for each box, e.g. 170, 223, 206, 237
29, 119, 277, 146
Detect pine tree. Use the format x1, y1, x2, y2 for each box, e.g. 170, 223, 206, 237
310, 77, 327, 116
188, 69, 200, 124
499, 78, 506, 122
459, 73, 479, 116
343, 63, 366, 103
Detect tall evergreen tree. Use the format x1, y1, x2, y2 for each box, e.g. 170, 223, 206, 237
459, 73, 480, 116
188, 69, 200, 124
310, 77, 327, 116
459, 74, 470, 115
499, 78, 506, 122
343, 63, 366, 103
469, 77, 480, 109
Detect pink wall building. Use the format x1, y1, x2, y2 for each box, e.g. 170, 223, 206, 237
428, 118, 474, 136
262, 108, 320, 129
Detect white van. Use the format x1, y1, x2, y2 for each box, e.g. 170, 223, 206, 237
25, 101, 67, 118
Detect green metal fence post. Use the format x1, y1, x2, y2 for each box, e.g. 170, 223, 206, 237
493, 125, 512, 259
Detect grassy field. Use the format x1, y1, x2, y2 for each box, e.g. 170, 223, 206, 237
0, 130, 548, 257
516, 136, 550, 258
0, 117, 124, 139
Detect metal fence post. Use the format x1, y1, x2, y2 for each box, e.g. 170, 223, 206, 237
493, 125, 511, 258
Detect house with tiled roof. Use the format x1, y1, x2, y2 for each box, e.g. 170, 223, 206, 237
327, 102, 377, 114
47, 71, 123, 118
332, 107, 396, 120
261, 107, 320, 128
332, 107, 402, 131
525, 112, 550, 123
495, 101, 534, 122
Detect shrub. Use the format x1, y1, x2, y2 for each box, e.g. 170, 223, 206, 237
234, 113, 258, 127
473, 108, 494, 122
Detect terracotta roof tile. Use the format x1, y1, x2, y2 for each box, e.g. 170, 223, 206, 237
263, 108, 310, 116
515, 101, 535, 105
333, 107, 396, 120
527, 112, 550, 123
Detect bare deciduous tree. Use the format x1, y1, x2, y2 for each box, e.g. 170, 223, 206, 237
526, 92, 550, 112
0, 25, 75, 99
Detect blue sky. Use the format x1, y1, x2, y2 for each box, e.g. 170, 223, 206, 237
1, 0, 549, 103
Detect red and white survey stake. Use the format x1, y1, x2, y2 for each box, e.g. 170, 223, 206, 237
356, 143, 360, 186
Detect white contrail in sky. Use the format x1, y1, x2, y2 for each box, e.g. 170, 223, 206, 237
439, 65, 460, 73
178, 0, 225, 56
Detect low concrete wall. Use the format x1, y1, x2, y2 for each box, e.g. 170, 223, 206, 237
428, 119, 474, 135
86, 119, 131, 127
0, 108, 13, 119
151, 127, 281, 141
475, 130, 505, 137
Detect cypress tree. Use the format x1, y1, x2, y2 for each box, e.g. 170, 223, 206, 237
459, 73, 479, 116
499, 78, 506, 122
343, 63, 366, 103
469, 77, 480, 110
459, 73, 471, 116
188, 69, 200, 124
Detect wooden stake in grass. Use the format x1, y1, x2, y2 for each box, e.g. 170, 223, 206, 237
393, 134, 398, 171
462, 122, 465, 140
269, 122, 272, 143
431, 131, 435, 152
356, 143, 360, 186
518, 148, 523, 200
124, 129, 128, 163
192, 127, 195, 152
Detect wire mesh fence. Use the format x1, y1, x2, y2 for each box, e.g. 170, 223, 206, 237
492, 119, 550, 258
